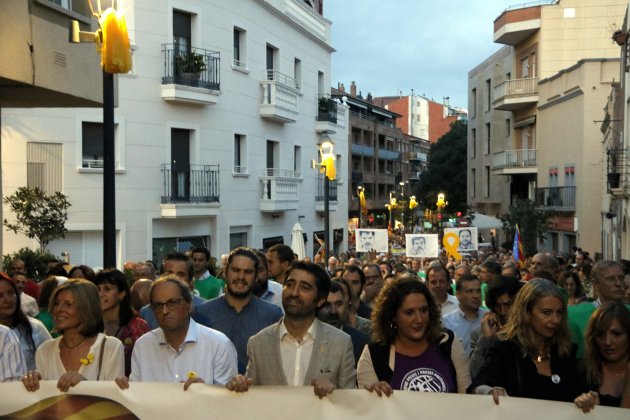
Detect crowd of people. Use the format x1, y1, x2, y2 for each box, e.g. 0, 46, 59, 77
1, 244, 629, 414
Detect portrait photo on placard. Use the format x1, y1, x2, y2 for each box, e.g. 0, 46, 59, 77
443, 227, 478, 251
405, 234, 438, 258
355, 229, 388, 253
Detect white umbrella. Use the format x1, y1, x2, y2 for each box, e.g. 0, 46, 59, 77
471, 212, 503, 229
291, 222, 306, 260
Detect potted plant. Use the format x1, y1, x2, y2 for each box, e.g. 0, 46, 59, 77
175, 51, 207, 83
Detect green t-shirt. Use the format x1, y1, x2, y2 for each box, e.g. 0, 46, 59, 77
568, 301, 630, 358
194, 274, 224, 300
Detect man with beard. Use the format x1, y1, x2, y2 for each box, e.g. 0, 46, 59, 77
193, 247, 283, 373
317, 280, 369, 365
469, 276, 522, 378
252, 250, 282, 309
266, 244, 295, 285
226, 261, 356, 398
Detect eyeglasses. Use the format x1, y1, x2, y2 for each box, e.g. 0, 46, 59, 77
601, 275, 625, 285
151, 298, 183, 312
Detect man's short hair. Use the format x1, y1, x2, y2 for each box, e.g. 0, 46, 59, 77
591, 260, 624, 284
190, 247, 210, 260
226, 247, 259, 273
150, 274, 193, 304
426, 264, 451, 283
268, 244, 295, 264
455, 273, 480, 291
481, 259, 502, 276
254, 249, 268, 270
329, 280, 347, 301
287, 261, 331, 302
342, 264, 366, 285
163, 252, 193, 278
485, 276, 522, 310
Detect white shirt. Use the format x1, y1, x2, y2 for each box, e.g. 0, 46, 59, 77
440, 294, 460, 316
0, 325, 26, 381
20, 293, 39, 317
130, 319, 237, 385
279, 319, 316, 386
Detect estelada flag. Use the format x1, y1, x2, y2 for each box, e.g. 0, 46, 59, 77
513, 224, 525, 268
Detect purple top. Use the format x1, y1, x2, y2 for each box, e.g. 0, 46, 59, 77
390, 345, 456, 393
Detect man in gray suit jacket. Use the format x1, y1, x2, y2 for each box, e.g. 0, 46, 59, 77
226, 261, 356, 398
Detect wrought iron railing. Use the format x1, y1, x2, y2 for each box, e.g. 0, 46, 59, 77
162, 44, 220, 90
315, 176, 338, 201
317, 96, 338, 124
161, 164, 220, 204
535, 186, 576, 210
607, 148, 630, 190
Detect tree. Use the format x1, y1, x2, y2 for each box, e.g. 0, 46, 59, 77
500, 199, 551, 256
2, 247, 58, 280
3, 187, 71, 252
415, 120, 467, 214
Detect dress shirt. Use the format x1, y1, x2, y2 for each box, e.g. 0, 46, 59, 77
20, 293, 39, 317
260, 280, 283, 309
442, 307, 488, 356
0, 325, 26, 381
130, 319, 237, 385
192, 295, 282, 373
279, 320, 317, 386
439, 294, 459, 316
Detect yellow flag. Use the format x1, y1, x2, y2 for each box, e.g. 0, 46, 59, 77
320, 156, 336, 181
99, 8, 132, 74
359, 190, 367, 215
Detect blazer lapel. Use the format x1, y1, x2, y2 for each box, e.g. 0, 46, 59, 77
270, 320, 289, 385
303, 320, 331, 385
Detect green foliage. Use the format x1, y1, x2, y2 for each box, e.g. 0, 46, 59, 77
176, 51, 207, 73
415, 120, 468, 214
3, 187, 71, 252
2, 247, 58, 281
500, 199, 551, 256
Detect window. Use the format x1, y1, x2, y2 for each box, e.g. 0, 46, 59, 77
318, 71, 325, 95
485, 123, 491, 155
505, 119, 511, 137
549, 167, 558, 187
294, 58, 301, 90
233, 134, 247, 174
564, 165, 575, 186
81, 121, 124, 170
485, 79, 491, 111
233, 27, 247, 69
294, 145, 302, 176
471, 88, 477, 118
484, 166, 490, 198
230, 232, 248, 249
27, 142, 62, 193
471, 128, 476, 158
336, 154, 342, 182
471, 168, 476, 197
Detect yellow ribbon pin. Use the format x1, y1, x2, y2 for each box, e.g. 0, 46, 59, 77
443, 232, 462, 261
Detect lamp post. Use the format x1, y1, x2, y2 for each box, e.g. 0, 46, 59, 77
315, 139, 335, 261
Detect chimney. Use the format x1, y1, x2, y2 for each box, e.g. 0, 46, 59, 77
350, 81, 356, 96
367, 92, 373, 103
338, 82, 345, 92
443, 96, 450, 107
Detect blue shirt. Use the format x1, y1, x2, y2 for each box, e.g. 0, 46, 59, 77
192, 295, 283, 373
140, 295, 206, 330
442, 307, 487, 357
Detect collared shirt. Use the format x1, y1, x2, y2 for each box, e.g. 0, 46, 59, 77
260, 280, 283, 309
0, 325, 26, 381
280, 319, 317, 386
440, 294, 460, 316
194, 271, 224, 299
192, 296, 283, 374
130, 319, 237, 385
442, 307, 488, 356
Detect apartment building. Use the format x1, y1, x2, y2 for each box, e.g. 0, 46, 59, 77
468, 0, 626, 254
1, 0, 349, 267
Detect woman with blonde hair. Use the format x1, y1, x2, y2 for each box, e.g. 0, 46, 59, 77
22, 279, 124, 392
574, 302, 630, 411
358, 278, 470, 396
468, 278, 586, 404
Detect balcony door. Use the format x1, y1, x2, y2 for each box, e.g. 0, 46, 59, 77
171, 129, 190, 201
173, 11, 191, 81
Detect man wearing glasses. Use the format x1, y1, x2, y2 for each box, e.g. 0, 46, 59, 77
116, 275, 237, 390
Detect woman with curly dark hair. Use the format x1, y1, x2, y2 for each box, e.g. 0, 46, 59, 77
93, 269, 150, 376
357, 277, 470, 396
559, 271, 587, 305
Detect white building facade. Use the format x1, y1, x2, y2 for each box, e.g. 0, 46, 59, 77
1, 0, 348, 268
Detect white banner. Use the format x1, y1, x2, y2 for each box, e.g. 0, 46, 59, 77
0, 382, 626, 419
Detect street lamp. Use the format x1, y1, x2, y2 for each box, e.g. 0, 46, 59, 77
357, 186, 365, 228
313, 138, 335, 261
70, 1, 131, 268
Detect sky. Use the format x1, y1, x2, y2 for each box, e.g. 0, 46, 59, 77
326, 0, 520, 109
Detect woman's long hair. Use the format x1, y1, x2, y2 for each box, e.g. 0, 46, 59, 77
0, 276, 35, 352
93, 269, 134, 327
49, 279, 103, 336
371, 277, 441, 346
584, 301, 630, 386
498, 278, 573, 358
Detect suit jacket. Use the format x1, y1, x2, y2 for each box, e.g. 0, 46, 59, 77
245, 318, 356, 389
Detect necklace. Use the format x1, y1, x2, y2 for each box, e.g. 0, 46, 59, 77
62, 336, 87, 350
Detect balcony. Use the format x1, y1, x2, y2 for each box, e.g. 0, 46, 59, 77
352, 143, 374, 157
492, 149, 537, 174
316, 96, 342, 133
161, 45, 221, 105
493, 78, 539, 111
409, 171, 421, 181
535, 186, 576, 212
160, 164, 220, 217
260, 169, 301, 212
607, 149, 630, 197
493, 3, 548, 45
315, 177, 338, 213
259, 70, 300, 123
409, 152, 427, 162
378, 149, 402, 161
